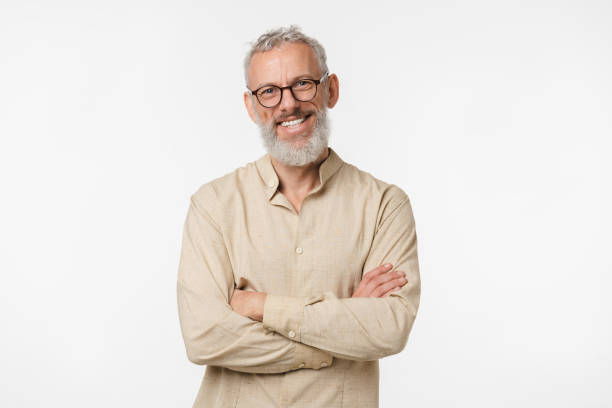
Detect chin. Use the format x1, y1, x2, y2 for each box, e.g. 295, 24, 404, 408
275, 130, 313, 144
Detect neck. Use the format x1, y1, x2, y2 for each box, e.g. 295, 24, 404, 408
270, 147, 330, 197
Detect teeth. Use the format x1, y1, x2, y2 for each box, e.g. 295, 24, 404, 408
280, 117, 306, 127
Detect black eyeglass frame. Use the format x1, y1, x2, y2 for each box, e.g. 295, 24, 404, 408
247, 72, 329, 108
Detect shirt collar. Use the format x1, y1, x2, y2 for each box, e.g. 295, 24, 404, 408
255, 147, 344, 201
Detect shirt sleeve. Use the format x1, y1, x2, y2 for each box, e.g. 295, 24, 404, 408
262, 186, 420, 361
177, 189, 334, 374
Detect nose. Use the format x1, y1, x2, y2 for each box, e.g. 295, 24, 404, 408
277, 87, 299, 112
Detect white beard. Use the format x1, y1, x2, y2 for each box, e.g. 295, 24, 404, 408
256, 109, 330, 167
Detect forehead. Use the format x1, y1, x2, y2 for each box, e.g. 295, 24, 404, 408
248, 42, 321, 88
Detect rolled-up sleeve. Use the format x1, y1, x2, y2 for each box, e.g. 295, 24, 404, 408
263, 187, 420, 361
177, 187, 334, 373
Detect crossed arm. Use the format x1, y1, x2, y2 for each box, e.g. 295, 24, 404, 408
230, 262, 407, 321
177, 186, 420, 373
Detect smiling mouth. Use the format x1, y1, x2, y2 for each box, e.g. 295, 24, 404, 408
278, 113, 312, 127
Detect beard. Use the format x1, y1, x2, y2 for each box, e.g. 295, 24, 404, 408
255, 108, 330, 167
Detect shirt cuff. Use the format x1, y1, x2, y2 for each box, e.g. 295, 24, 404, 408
263, 294, 306, 341
263, 293, 333, 370
294, 342, 334, 370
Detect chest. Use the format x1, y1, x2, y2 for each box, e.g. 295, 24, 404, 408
224, 190, 379, 297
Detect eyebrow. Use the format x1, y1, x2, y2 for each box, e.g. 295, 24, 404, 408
253, 74, 318, 90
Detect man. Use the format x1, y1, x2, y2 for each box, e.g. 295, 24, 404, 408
177, 25, 420, 408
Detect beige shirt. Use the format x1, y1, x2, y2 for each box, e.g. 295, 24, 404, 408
177, 147, 420, 408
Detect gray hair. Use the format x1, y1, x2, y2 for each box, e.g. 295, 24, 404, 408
244, 25, 329, 85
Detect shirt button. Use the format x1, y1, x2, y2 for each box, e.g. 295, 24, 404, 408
320, 361, 328, 367
288, 330, 296, 338
295, 247, 303, 254
298, 362, 305, 368
268, 180, 275, 188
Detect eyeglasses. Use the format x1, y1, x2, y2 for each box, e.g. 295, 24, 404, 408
247, 72, 329, 108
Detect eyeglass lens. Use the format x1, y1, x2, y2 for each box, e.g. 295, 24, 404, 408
256, 80, 317, 107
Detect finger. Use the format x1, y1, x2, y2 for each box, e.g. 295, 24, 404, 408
381, 278, 407, 297
373, 276, 407, 297
365, 270, 403, 296
371, 270, 405, 289
383, 286, 401, 297
362, 263, 393, 282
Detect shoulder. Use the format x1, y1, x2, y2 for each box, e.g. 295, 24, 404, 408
189, 159, 259, 220
340, 160, 409, 203
339, 160, 411, 227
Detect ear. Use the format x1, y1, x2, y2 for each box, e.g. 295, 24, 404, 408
244, 92, 258, 124
326, 73, 340, 109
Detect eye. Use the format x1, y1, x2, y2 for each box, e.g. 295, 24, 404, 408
294, 80, 308, 88
257, 86, 278, 98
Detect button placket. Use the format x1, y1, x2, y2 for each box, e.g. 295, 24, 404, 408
292, 201, 306, 298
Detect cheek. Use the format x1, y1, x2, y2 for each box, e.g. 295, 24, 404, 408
310, 96, 326, 112
266, 113, 278, 127
255, 108, 274, 125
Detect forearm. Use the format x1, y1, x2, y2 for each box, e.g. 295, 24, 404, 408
178, 280, 331, 373
233, 289, 403, 361
262, 280, 419, 361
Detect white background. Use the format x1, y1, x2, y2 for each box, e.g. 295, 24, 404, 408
1, 1, 610, 407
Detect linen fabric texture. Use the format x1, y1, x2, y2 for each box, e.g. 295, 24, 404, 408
177, 147, 420, 408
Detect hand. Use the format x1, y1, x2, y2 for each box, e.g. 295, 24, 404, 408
230, 289, 267, 321
351, 263, 407, 298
